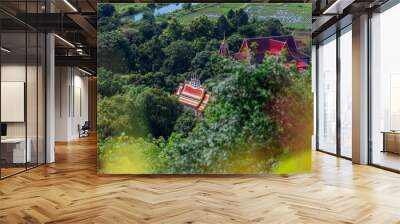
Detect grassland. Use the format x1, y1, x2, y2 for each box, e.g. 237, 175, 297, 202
167, 3, 311, 30
173, 3, 247, 24
113, 3, 144, 14
115, 3, 311, 31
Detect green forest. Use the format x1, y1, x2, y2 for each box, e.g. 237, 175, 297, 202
97, 3, 313, 174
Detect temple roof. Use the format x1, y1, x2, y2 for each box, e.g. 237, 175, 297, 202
219, 38, 229, 57
241, 37, 286, 55
176, 83, 210, 113
197, 94, 209, 112
232, 35, 310, 70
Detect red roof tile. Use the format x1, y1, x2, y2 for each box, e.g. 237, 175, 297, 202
268, 39, 286, 55
197, 94, 210, 112
233, 52, 247, 61
176, 83, 210, 113
233, 35, 310, 67
182, 84, 205, 101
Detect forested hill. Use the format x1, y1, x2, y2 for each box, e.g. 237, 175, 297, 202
97, 3, 312, 174
98, 3, 310, 75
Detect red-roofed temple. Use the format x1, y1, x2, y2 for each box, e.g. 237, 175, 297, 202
219, 37, 229, 57
219, 35, 310, 72
175, 82, 210, 114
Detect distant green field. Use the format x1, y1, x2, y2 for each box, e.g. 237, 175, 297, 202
246, 3, 311, 30
113, 3, 143, 14
173, 3, 311, 30
174, 3, 247, 24
113, 3, 171, 14
115, 3, 312, 31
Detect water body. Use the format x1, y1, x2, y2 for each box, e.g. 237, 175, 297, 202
132, 3, 194, 21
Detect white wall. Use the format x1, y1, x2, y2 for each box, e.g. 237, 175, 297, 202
55, 66, 69, 141
1, 63, 46, 164
1, 64, 26, 139
55, 67, 89, 141
72, 72, 89, 138
1, 64, 42, 136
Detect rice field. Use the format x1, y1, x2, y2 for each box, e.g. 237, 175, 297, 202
174, 3, 312, 30
115, 3, 311, 31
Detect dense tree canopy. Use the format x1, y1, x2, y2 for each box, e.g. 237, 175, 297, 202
161, 18, 183, 44
189, 16, 215, 39
98, 4, 115, 17
216, 15, 233, 38
97, 4, 312, 174
136, 88, 183, 138
97, 68, 127, 97
97, 5, 292, 77
257, 19, 287, 36
227, 33, 244, 53
229, 8, 249, 28
161, 40, 195, 75
173, 110, 197, 137
137, 37, 165, 73
98, 31, 132, 73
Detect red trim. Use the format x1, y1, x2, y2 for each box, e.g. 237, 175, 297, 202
176, 84, 210, 112
182, 84, 204, 100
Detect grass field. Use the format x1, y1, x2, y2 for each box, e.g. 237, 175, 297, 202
115, 3, 312, 31
174, 3, 247, 24
113, 3, 144, 14
246, 3, 311, 30
169, 3, 311, 30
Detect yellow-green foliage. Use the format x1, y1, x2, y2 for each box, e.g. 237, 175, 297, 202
271, 150, 311, 174
98, 136, 157, 174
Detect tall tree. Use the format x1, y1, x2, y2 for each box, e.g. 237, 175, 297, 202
173, 110, 197, 137
136, 88, 183, 138
227, 9, 235, 21
98, 31, 131, 73
227, 33, 243, 53
161, 18, 183, 44
138, 37, 165, 73
235, 9, 249, 27
189, 16, 215, 39
97, 68, 126, 97
215, 15, 232, 38
142, 11, 156, 23
161, 40, 195, 75
255, 19, 287, 37
238, 24, 256, 37
98, 4, 115, 18
227, 9, 248, 30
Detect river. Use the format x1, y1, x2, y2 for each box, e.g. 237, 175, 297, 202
131, 3, 195, 21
